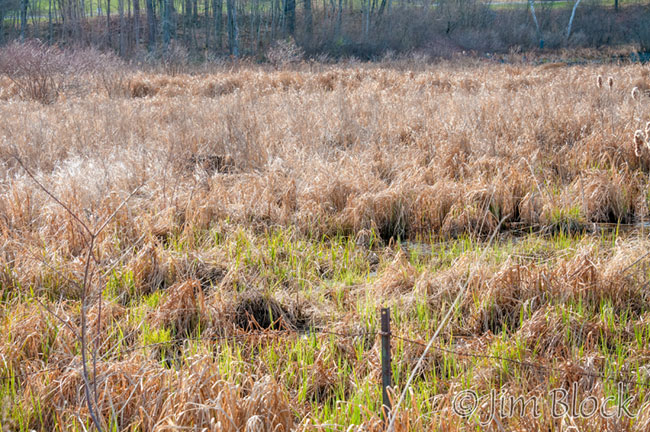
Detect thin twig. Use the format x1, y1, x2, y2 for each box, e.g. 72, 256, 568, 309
13, 156, 92, 238
93, 186, 143, 237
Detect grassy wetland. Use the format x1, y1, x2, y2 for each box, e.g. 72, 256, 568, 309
2, 52, 650, 431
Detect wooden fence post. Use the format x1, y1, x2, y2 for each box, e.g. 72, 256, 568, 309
381, 307, 392, 426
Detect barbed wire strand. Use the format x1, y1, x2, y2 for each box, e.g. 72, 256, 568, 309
3, 326, 650, 396
0, 327, 375, 382
389, 333, 650, 389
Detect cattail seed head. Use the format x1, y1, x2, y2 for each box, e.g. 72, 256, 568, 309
597, 75, 603, 88
632, 87, 640, 100
634, 130, 645, 157
608, 76, 614, 89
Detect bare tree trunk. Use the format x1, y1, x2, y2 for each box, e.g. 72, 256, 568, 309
133, 0, 141, 48
49, 0, 54, 42
336, 0, 342, 37
184, 0, 191, 43
204, 0, 210, 48
566, 0, 582, 42
29, 0, 38, 39
528, 0, 542, 48
255, 0, 261, 52
277, 0, 284, 35
127, 0, 132, 48
249, 0, 255, 52
55, 0, 64, 35
226, 0, 238, 56
162, 0, 171, 48
191, 0, 198, 48
107, 0, 112, 46
213, 0, 222, 48
119, 0, 125, 55
69, 0, 76, 39
377, 0, 385, 14
271, 0, 276, 38
284, 0, 295, 35
362, 0, 369, 39
80, 0, 86, 39
324, 0, 329, 29
304, 0, 312, 42
181, 0, 186, 39
20, 0, 27, 39
146, 0, 156, 48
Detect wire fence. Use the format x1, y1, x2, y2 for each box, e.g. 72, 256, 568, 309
4, 309, 650, 394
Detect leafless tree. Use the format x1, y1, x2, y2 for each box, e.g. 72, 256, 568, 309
304, 0, 312, 42
20, 0, 27, 39
133, 0, 141, 48
118, 0, 126, 55
163, 0, 172, 48
566, 0, 583, 42
146, 0, 156, 49
227, 0, 238, 56
284, 0, 295, 35
528, 0, 542, 47
213, 0, 223, 48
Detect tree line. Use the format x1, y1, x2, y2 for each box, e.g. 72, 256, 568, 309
0, 0, 649, 59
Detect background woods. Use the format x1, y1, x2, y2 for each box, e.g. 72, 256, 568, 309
0, 0, 649, 59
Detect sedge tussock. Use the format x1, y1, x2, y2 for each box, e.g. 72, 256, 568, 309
343, 187, 411, 241
516, 307, 606, 357
151, 279, 207, 335
303, 355, 340, 403
160, 365, 294, 432
1, 303, 62, 368
571, 169, 634, 223
127, 243, 169, 298
372, 250, 417, 297
469, 261, 537, 334
86, 300, 126, 334
410, 180, 459, 234
200, 77, 243, 97
547, 247, 649, 314
441, 201, 498, 238
128, 74, 158, 98
233, 290, 312, 331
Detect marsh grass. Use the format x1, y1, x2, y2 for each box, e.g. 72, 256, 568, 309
2, 57, 650, 430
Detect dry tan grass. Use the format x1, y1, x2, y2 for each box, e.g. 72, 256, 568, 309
3, 60, 650, 431
3, 62, 650, 246
23, 356, 295, 431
